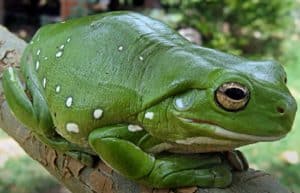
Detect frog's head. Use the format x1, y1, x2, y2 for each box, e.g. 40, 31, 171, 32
140, 56, 297, 153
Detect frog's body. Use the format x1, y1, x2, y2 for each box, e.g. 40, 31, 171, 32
2, 12, 297, 188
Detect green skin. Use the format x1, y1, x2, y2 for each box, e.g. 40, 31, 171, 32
2, 11, 297, 188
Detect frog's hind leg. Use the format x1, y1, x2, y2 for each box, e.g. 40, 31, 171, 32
3, 67, 95, 165
89, 125, 232, 188
2, 67, 40, 130
3, 66, 58, 138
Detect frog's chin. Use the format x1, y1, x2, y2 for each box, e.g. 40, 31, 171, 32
177, 117, 285, 143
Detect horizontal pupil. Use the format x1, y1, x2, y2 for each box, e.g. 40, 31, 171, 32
225, 88, 246, 100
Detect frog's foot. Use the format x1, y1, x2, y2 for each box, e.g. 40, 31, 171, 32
225, 150, 249, 171
88, 125, 232, 188
141, 154, 232, 188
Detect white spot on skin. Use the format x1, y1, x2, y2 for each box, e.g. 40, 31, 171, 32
59, 45, 65, 49
118, 46, 123, 51
128, 124, 143, 132
93, 109, 103, 119
55, 85, 61, 93
66, 97, 73, 107
66, 123, 79, 133
56, 51, 63, 58
35, 61, 40, 70
145, 112, 154, 120
42, 78, 46, 88
37, 49, 41, 55
139, 56, 144, 61
67, 37, 71, 43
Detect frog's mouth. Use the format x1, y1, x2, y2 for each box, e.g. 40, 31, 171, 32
176, 117, 285, 144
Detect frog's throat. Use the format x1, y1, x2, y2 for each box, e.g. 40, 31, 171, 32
177, 117, 285, 144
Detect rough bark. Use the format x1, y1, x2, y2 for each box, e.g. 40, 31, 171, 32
0, 25, 292, 193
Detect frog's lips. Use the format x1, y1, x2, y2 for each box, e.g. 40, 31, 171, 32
178, 117, 285, 142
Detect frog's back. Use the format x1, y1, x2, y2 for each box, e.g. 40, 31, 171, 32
23, 12, 189, 145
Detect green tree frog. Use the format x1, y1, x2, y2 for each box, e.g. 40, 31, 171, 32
2, 11, 297, 188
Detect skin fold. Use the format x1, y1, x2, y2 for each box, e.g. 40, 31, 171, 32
2, 11, 297, 188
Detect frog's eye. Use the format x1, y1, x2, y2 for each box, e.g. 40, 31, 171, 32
215, 82, 249, 111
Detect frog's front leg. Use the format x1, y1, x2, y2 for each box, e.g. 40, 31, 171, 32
88, 125, 232, 188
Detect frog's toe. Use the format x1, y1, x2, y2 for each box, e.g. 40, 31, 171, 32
210, 164, 232, 188
225, 150, 249, 171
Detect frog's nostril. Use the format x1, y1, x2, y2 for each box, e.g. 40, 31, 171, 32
276, 107, 285, 114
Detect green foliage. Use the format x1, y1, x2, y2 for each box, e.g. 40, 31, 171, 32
281, 40, 300, 78
160, 0, 294, 57
0, 156, 59, 193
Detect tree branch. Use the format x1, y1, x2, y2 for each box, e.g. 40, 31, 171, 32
0, 25, 291, 193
